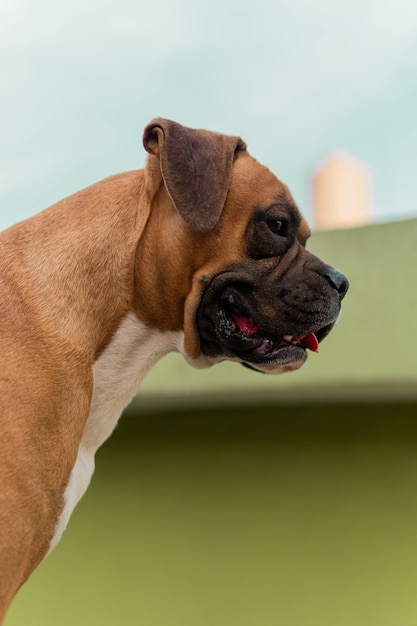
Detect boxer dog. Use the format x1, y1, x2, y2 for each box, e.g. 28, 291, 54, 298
0, 118, 348, 620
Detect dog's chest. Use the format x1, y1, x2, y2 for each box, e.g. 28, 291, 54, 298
47, 313, 182, 555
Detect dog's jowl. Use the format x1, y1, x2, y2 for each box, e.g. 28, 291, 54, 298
0, 118, 348, 621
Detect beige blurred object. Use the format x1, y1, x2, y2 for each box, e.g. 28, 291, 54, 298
312, 151, 373, 230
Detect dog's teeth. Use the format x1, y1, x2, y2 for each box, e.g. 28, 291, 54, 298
227, 294, 235, 305
283, 335, 293, 342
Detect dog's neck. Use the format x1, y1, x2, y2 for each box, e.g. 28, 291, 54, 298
2, 171, 184, 561
1, 168, 209, 565
3, 171, 149, 362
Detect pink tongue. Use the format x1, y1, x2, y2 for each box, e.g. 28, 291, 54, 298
234, 314, 259, 334
294, 333, 319, 353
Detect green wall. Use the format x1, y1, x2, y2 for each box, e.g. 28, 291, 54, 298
7, 401, 417, 626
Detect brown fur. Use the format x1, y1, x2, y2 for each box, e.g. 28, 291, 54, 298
0, 119, 344, 622
0, 171, 149, 616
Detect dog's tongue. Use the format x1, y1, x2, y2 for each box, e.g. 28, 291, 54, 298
233, 314, 259, 335
294, 333, 319, 353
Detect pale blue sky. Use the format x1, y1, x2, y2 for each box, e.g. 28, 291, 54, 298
1, 0, 416, 230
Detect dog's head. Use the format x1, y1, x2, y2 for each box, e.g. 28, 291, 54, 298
137, 118, 348, 374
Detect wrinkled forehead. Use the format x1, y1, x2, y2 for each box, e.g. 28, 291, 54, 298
227, 152, 311, 242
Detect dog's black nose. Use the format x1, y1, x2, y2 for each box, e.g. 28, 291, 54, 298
323, 267, 349, 299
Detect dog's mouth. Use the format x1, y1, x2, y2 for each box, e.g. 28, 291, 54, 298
198, 287, 335, 372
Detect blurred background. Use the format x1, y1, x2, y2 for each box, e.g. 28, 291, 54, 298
2, 0, 417, 624
1, 0, 417, 229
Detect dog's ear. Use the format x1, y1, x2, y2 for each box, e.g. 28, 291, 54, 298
143, 118, 246, 232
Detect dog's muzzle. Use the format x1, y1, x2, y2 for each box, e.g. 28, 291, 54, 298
196, 261, 349, 373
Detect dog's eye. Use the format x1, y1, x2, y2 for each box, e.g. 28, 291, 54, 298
266, 219, 286, 237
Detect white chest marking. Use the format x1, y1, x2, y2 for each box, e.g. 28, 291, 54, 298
47, 313, 183, 555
